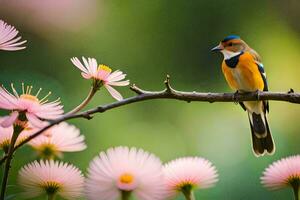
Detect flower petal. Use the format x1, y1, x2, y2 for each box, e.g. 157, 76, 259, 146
104, 85, 123, 101
0, 86, 19, 109
71, 57, 99, 79
26, 113, 46, 128
18, 160, 84, 199
0, 111, 19, 128
81, 72, 92, 79
0, 20, 26, 51
107, 73, 127, 82
83, 57, 97, 77
71, 57, 89, 74
107, 80, 130, 87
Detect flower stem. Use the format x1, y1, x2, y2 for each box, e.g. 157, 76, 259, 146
66, 86, 98, 115
0, 154, 7, 165
182, 185, 196, 200
291, 181, 300, 200
0, 125, 24, 200
121, 190, 131, 200
47, 193, 56, 200
183, 191, 196, 200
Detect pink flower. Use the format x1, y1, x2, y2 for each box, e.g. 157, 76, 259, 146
18, 160, 84, 199
0, 124, 32, 152
71, 57, 129, 101
85, 146, 165, 200
261, 155, 300, 190
163, 157, 218, 198
28, 122, 86, 159
0, 1, 98, 34
0, 19, 26, 51
0, 84, 63, 128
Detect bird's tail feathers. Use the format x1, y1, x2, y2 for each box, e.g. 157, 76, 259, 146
249, 112, 267, 138
248, 112, 275, 156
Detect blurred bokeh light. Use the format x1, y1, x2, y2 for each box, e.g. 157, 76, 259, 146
1, 0, 300, 199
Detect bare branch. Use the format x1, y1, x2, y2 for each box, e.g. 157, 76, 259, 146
9, 76, 300, 162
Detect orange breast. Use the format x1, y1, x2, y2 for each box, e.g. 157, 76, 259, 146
221, 52, 264, 92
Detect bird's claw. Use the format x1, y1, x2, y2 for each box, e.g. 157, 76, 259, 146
233, 90, 239, 104
288, 88, 294, 94
255, 90, 261, 100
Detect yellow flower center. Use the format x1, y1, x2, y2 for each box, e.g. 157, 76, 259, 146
119, 173, 134, 184
176, 181, 195, 191
37, 143, 60, 159
20, 94, 39, 102
288, 177, 300, 185
98, 64, 112, 73
41, 181, 61, 195
0, 140, 10, 153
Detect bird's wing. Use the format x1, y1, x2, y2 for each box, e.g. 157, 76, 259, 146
248, 49, 269, 113
247, 47, 262, 63
255, 62, 268, 91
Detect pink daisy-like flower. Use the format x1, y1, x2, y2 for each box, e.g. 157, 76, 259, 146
0, 124, 32, 153
261, 155, 300, 193
85, 146, 165, 200
18, 160, 84, 199
71, 57, 129, 101
0, 19, 26, 51
0, 84, 63, 128
28, 122, 86, 159
163, 157, 218, 199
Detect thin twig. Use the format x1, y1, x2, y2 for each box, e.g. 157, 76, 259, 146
8, 76, 300, 162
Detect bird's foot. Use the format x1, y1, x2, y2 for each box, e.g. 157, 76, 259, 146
288, 88, 294, 94
255, 90, 261, 101
233, 90, 239, 104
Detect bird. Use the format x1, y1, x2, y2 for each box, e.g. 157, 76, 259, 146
211, 35, 274, 156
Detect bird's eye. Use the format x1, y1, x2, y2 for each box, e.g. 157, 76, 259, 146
228, 42, 233, 46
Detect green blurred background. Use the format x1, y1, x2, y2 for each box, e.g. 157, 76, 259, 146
1, 0, 300, 199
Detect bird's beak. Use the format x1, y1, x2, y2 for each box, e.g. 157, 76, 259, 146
211, 43, 224, 52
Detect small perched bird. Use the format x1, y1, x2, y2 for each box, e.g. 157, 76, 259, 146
211, 35, 274, 156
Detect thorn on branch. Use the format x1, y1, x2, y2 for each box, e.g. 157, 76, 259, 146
82, 113, 93, 120
164, 74, 174, 93
130, 84, 144, 95
288, 88, 294, 94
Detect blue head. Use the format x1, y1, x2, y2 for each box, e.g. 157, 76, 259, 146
211, 35, 248, 59
211, 35, 247, 52
221, 35, 240, 43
